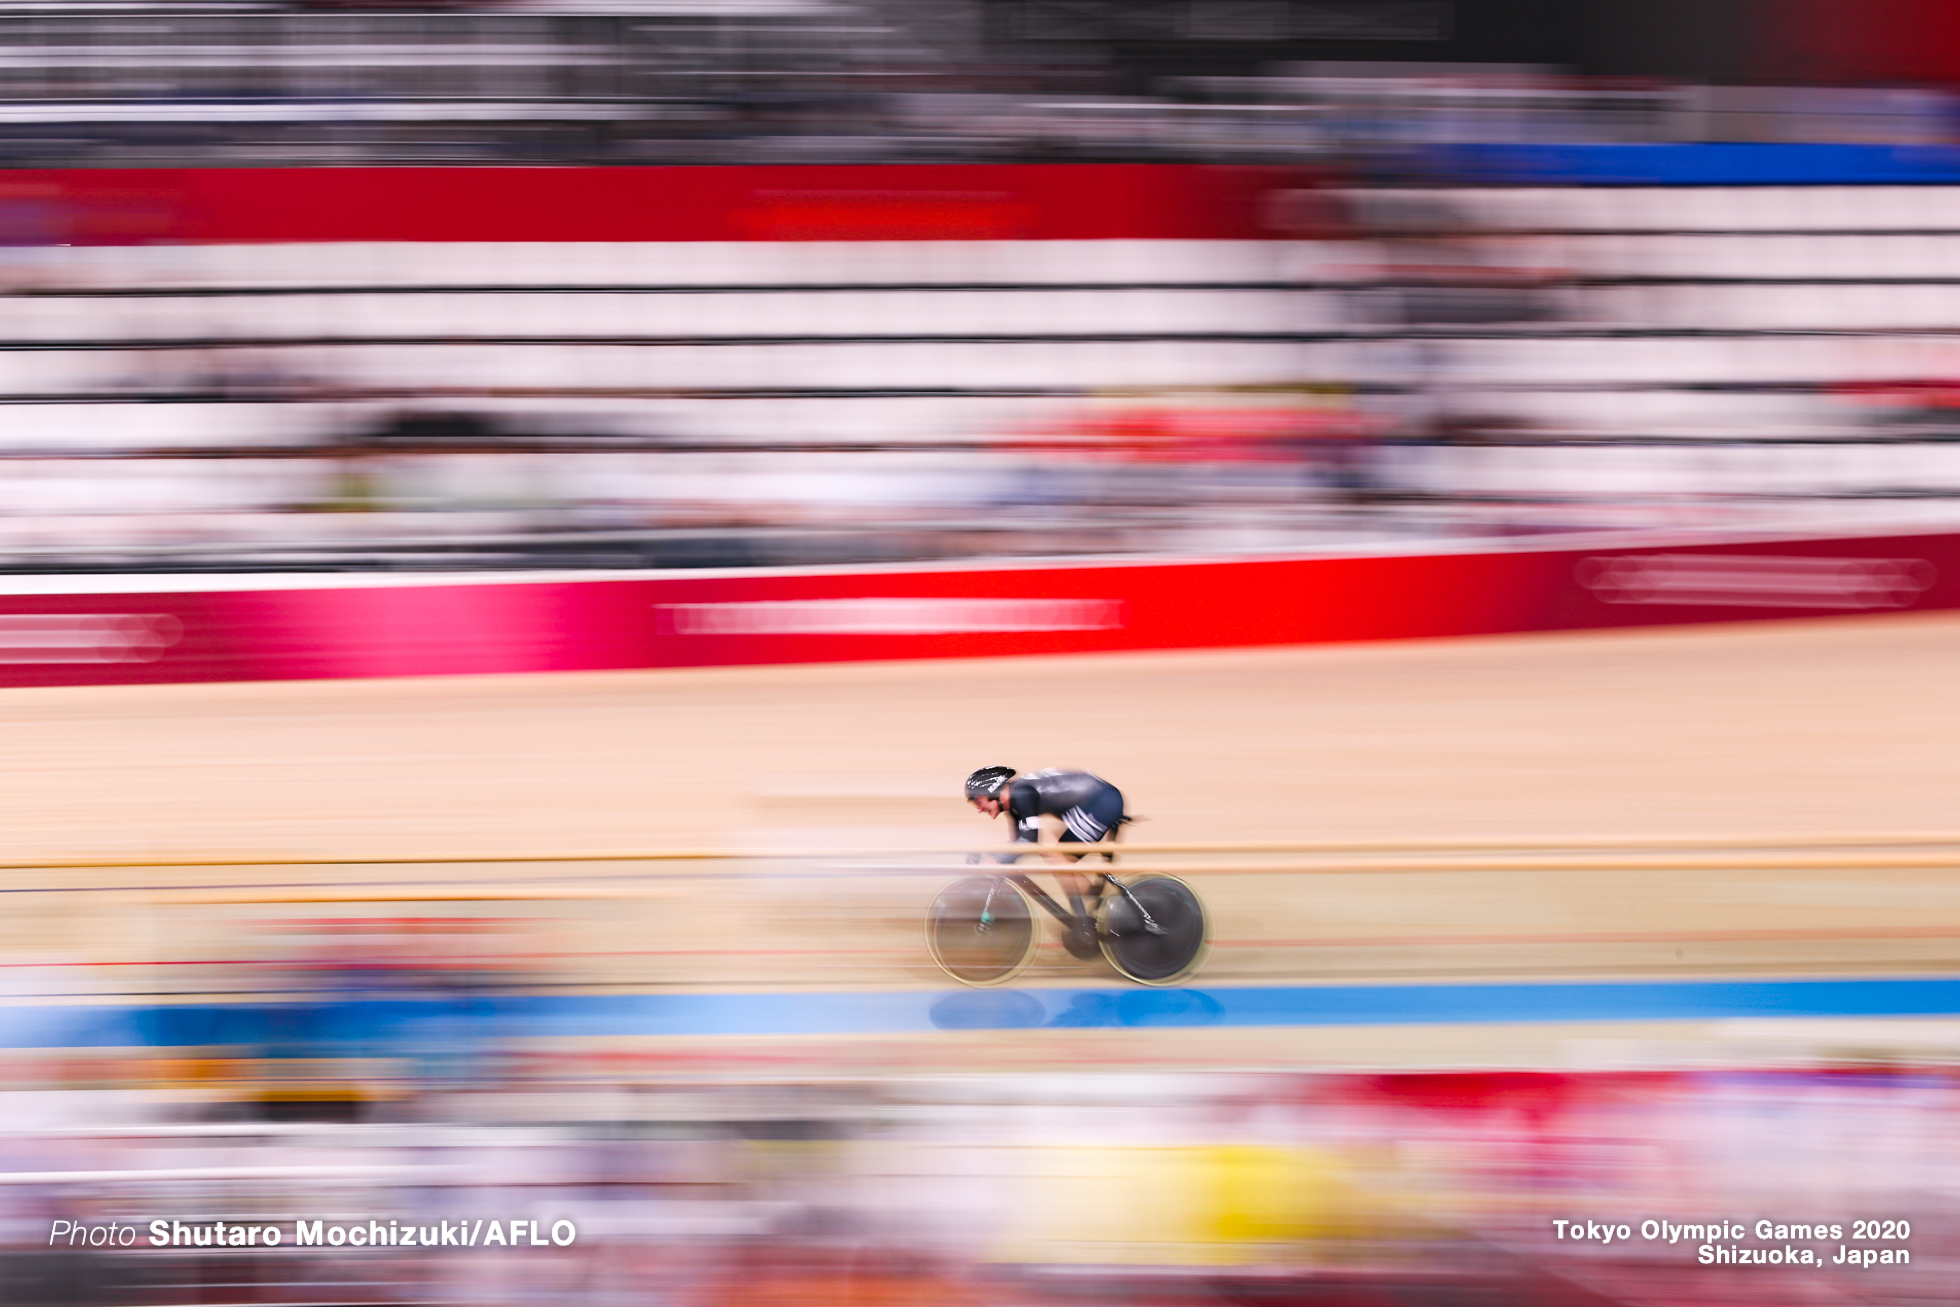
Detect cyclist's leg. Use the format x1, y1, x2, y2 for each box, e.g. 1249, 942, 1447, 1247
1057, 786, 1126, 910
1059, 786, 1124, 850
1054, 831, 1095, 906
1052, 836, 1093, 930
1047, 832, 1101, 959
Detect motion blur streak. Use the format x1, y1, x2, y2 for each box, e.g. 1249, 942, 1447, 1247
0, 618, 1956, 1303
662, 597, 1127, 634
3, 2, 1960, 1304
0, 1071, 1948, 1304
1576, 554, 1937, 608
0, 613, 181, 662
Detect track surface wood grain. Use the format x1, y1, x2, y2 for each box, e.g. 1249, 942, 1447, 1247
1, 611, 1956, 992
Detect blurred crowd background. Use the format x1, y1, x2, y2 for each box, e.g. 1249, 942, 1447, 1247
1, 1062, 1948, 1306
0, 0, 1957, 570
0, 0, 1954, 167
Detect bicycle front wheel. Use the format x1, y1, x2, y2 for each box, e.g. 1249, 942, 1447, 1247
1099, 875, 1210, 986
927, 875, 1037, 987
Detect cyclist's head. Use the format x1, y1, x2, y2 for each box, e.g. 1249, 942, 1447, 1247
965, 766, 1015, 804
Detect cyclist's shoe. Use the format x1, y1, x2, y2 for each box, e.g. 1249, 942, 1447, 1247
1063, 922, 1100, 960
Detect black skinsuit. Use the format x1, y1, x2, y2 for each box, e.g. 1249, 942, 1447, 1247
1004, 769, 1125, 847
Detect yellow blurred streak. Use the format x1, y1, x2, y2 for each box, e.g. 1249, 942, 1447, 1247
994, 1144, 1408, 1266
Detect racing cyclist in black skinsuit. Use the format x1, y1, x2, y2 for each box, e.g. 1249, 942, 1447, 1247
965, 766, 1126, 958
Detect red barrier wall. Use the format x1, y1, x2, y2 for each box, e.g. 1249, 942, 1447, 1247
0, 165, 1332, 245
0, 532, 1949, 689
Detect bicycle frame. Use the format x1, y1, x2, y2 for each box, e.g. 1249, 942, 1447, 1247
1005, 871, 1165, 937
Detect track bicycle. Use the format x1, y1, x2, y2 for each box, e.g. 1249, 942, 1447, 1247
926, 860, 1209, 987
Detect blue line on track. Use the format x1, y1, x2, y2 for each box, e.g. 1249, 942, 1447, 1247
3, 976, 1960, 1049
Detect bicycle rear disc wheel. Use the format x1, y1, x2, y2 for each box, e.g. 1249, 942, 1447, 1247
928, 875, 1037, 986
1099, 875, 1210, 986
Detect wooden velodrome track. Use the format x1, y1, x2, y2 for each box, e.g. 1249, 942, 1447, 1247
1, 610, 1958, 1023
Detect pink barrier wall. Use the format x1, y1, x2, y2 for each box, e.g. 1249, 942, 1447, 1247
0, 532, 1949, 689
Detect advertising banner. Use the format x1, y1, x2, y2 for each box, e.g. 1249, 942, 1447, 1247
0, 531, 1949, 688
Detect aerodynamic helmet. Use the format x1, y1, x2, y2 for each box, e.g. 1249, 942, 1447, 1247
964, 766, 1016, 801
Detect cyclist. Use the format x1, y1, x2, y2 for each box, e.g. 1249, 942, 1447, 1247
965, 766, 1125, 956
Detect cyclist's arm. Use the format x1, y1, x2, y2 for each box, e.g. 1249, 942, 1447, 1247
985, 784, 1043, 863
975, 813, 1041, 864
